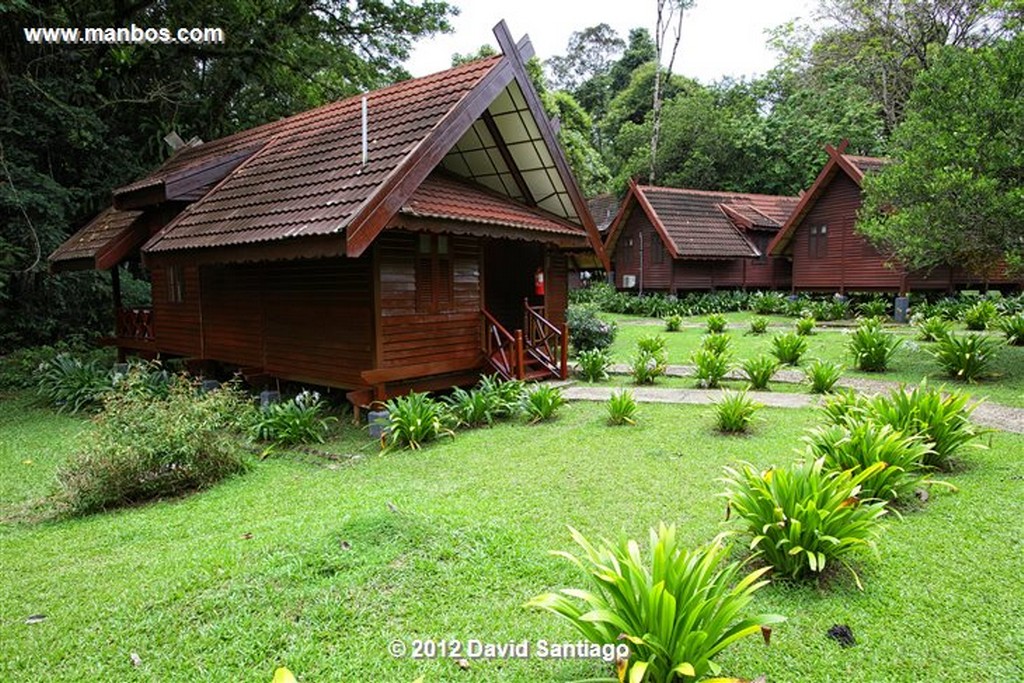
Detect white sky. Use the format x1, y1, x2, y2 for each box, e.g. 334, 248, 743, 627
405, 0, 818, 83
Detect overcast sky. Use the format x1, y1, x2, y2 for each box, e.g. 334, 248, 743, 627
405, 0, 818, 83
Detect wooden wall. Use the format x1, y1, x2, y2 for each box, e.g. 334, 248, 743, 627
545, 248, 568, 326
150, 265, 201, 356
611, 208, 673, 290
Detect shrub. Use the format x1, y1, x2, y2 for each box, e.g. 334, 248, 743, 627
770, 332, 808, 366
443, 387, 499, 428
251, 389, 336, 445
700, 332, 732, 356
805, 420, 932, 504
804, 297, 850, 321
740, 354, 778, 391
930, 332, 1001, 382
527, 525, 784, 683
476, 375, 526, 419
795, 316, 816, 336
54, 372, 254, 515
37, 353, 113, 413
637, 334, 668, 356
382, 391, 454, 450
866, 383, 982, 471
606, 389, 639, 426
1, 342, 111, 391
714, 389, 760, 433
848, 318, 902, 372
857, 298, 889, 319
819, 388, 870, 426
750, 291, 788, 314
916, 316, 952, 342
748, 316, 769, 335
523, 384, 567, 423
574, 348, 611, 382
804, 359, 843, 394
631, 336, 668, 384
705, 313, 727, 334
692, 348, 733, 388
722, 458, 889, 588
566, 304, 617, 352
962, 300, 998, 330
663, 313, 683, 332
997, 313, 1024, 346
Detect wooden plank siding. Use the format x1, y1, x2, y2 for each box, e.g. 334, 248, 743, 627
612, 208, 673, 290
545, 249, 568, 326
150, 265, 202, 356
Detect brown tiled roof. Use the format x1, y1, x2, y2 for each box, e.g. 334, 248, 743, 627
49, 207, 142, 266
143, 57, 503, 254
401, 173, 587, 240
635, 186, 798, 259
586, 194, 620, 233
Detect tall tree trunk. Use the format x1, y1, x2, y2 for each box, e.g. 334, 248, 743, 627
650, 0, 691, 184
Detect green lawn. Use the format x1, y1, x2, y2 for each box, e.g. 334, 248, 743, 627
2, 393, 1023, 681
604, 313, 1024, 407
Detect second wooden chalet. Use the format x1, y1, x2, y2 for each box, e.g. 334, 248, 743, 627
603, 182, 798, 293
48, 21, 607, 406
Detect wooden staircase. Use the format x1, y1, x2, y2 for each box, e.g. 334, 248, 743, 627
482, 300, 568, 381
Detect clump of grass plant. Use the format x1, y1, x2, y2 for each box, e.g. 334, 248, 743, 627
804, 359, 843, 394
848, 318, 902, 372
523, 384, 567, 423
528, 525, 784, 683
930, 332, 1001, 382
631, 335, 668, 384
606, 389, 639, 426
701, 332, 732, 356
916, 316, 952, 342
476, 375, 526, 419
251, 389, 337, 445
998, 313, 1024, 346
740, 354, 778, 391
962, 300, 998, 331
748, 316, 770, 335
692, 348, 733, 389
382, 391, 454, 450
795, 316, 816, 336
443, 386, 500, 428
37, 353, 112, 413
713, 389, 760, 434
722, 458, 889, 588
663, 313, 683, 332
770, 331, 808, 366
574, 348, 611, 383
706, 313, 727, 334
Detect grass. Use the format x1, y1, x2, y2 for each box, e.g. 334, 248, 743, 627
2, 393, 1023, 681
604, 313, 1024, 407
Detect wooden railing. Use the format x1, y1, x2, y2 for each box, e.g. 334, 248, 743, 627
483, 308, 523, 380
116, 307, 154, 341
524, 299, 569, 380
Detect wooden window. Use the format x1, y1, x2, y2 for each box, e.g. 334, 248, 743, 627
167, 265, 185, 304
415, 234, 453, 314
808, 225, 828, 259
652, 233, 665, 264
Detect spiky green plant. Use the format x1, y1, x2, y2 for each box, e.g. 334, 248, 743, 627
443, 387, 499, 428
37, 353, 113, 413
916, 316, 952, 342
476, 375, 526, 419
962, 300, 998, 331
714, 389, 760, 434
575, 348, 612, 383
664, 314, 684, 332
700, 332, 732, 356
795, 316, 816, 336
770, 332, 808, 366
722, 458, 889, 588
748, 316, 770, 335
848, 318, 902, 372
692, 348, 733, 389
705, 313, 728, 334
930, 332, 1001, 382
740, 354, 778, 391
819, 388, 870, 426
607, 389, 639, 426
522, 384, 567, 423
382, 391, 454, 450
997, 314, 1024, 346
527, 525, 785, 683
804, 359, 843, 394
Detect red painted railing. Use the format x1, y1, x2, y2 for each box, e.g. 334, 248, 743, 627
116, 308, 154, 340
523, 299, 568, 380
483, 309, 523, 380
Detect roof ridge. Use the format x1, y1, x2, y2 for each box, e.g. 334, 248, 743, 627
636, 184, 797, 201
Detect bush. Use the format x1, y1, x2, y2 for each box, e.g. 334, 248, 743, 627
528, 525, 784, 683
37, 353, 113, 413
819, 388, 870, 426
443, 386, 499, 428
705, 313, 727, 334
867, 383, 982, 471
750, 291, 788, 314
916, 316, 952, 342
631, 336, 668, 384
637, 334, 667, 356
795, 316, 816, 336
748, 316, 769, 335
692, 347, 733, 389
804, 297, 850, 321
523, 384, 567, 423
0, 342, 112, 391
714, 389, 760, 433
54, 372, 254, 515
722, 458, 889, 588
930, 332, 1001, 382
574, 348, 611, 382
770, 332, 808, 366
700, 332, 732, 356
805, 420, 932, 504
804, 359, 843, 394
963, 300, 998, 331
251, 389, 336, 445
606, 389, 639, 426
740, 354, 778, 390
857, 298, 889, 319
566, 304, 617, 352
663, 313, 683, 332
382, 391, 454, 450
997, 313, 1024, 346
848, 318, 902, 372
477, 375, 526, 419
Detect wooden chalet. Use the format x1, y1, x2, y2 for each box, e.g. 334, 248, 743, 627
767, 141, 1014, 293
603, 182, 798, 293
48, 22, 607, 406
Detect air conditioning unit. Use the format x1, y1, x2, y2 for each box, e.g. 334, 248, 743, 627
622, 274, 637, 288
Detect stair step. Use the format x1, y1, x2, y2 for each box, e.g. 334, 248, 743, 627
523, 368, 554, 381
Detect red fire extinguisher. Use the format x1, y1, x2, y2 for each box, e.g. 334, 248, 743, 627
534, 267, 545, 296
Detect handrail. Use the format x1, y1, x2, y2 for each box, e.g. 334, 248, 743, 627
116, 307, 154, 341
522, 298, 567, 379
482, 308, 523, 380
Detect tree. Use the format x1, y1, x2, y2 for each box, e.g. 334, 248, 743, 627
858, 36, 1024, 282
650, 0, 695, 183
451, 44, 497, 66
546, 24, 625, 93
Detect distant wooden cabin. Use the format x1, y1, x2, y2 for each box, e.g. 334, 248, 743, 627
603, 182, 798, 293
767, 141, 1014, 293
568, 193, 619, 289
49, 22, 607, 407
